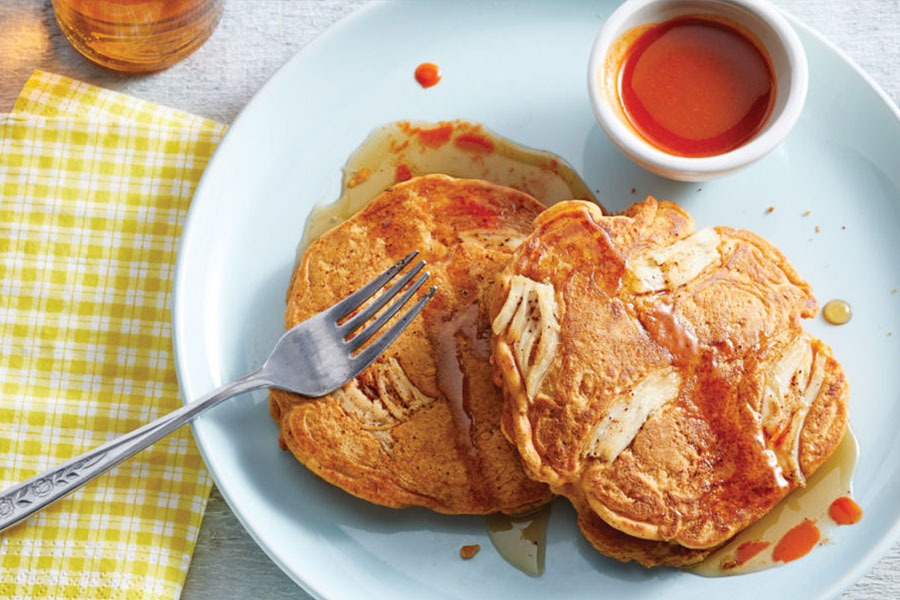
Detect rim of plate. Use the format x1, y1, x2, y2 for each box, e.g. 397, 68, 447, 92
171, 4, 900, 600
781, 14, 900, 600
172, 3, 381, 599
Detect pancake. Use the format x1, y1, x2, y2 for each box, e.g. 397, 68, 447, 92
270, 174, 552, 515
490, 198, 849, 564
564, 484, 711, 567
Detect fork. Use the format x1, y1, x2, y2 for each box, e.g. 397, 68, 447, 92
0, 251, 436, 533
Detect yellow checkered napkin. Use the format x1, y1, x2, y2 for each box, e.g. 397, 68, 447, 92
0, 70, 226, 599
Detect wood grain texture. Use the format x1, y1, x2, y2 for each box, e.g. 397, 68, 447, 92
0, 1, 897, 599
182, 487, 300, 600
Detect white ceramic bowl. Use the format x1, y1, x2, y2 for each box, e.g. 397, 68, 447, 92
587, 0, 808, 181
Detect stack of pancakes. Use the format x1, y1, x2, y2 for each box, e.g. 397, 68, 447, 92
271, 174, 848, 566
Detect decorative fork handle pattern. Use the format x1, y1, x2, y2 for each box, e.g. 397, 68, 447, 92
0, 371, 270, 533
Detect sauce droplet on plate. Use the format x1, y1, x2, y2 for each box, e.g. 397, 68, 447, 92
618, 16, 775, 157
454, 132, 495, 153
823, 299, 852, 325
829, 496, 863, 525
719, 540, 771, 570
734, 540, 770, 566
394, 163, 412, 183
691, 429, 859, 576
415, 62, 442, 88
772, 519, 820, 563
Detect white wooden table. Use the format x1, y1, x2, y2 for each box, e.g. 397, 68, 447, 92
1, 1, 897, 598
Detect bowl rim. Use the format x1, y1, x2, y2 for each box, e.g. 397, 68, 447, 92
587, 0, 809, 178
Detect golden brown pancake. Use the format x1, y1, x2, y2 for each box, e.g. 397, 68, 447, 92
565, 484, 711, 567
270, 174, 552, 515
490, 198, 848, 564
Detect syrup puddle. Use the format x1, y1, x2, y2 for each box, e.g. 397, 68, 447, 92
432, 305, 484, 477
642, 302, 698, 363
484, 504, 552, 577
433, 302, 550, 575
298, 119, 596, 256
691, 428, 859, 576
823, 299, 852, 325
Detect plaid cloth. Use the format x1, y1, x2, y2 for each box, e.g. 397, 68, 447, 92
0, 70, 225, 600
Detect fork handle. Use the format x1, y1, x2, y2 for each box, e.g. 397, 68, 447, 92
0, 370, 271, 533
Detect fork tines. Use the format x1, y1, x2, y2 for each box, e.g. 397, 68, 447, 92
332, 251, 436, 365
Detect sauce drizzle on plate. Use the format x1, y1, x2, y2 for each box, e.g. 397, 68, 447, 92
692, 429, 861, 576
415, 62, 442, 88
298, 120, 595, 255
772, 519, 820, 563
830, 496, 863, 525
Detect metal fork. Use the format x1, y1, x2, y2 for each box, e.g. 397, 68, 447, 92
0, 251, 436, 533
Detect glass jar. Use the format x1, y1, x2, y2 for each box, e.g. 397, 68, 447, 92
52, 0, 224, 73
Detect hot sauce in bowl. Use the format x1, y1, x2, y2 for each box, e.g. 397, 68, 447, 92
588, 0, 808, 181
618, 16, 775, 157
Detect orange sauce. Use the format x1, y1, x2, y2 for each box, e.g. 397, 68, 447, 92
403, 122, 455, 147
618, 16, 775, 157
346, 168, 371, 188
414, 62, 442, 88
829, 496, 863, 525
454, 132, 495, 153
394, 164, 412, 183
692, 430, 861, 577
772, 519, 820, 563
735, 540, 770, 565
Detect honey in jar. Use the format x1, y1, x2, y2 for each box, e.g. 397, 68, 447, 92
51, 0, 224, 72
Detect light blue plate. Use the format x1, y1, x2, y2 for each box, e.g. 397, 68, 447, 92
172, 1, 900, 598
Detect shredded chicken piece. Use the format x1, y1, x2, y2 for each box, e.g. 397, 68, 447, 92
335, 357, 436, 433
628, 228, 721, 293
492, 275, 561, 399
760, 336, 826, 485
583, 369, 681, 462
